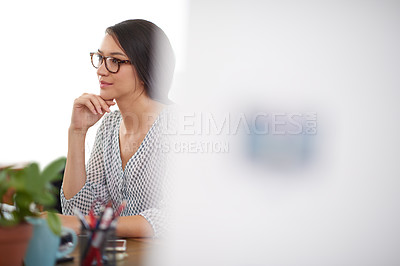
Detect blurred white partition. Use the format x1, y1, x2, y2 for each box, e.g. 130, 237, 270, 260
155, 1, 400, 265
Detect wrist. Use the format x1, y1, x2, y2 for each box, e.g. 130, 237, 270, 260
69, 126, 89, 135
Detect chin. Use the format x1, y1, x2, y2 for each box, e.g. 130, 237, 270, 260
100, 90, 114, 100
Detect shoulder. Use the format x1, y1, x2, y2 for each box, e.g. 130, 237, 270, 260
156, 104, 177, 129
151, 104, 179, 139
159, 104, 178, 122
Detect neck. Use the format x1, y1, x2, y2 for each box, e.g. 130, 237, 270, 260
116, 92, 164, 134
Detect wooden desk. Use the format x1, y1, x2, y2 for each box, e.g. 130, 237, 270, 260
58, 237, 160, 266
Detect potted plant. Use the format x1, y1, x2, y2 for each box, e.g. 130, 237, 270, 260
0, 157, 66, 266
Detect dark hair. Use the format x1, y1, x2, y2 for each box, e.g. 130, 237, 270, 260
106, 19, 175, 104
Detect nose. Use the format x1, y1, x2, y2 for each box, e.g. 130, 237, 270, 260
97, 59, 109, 77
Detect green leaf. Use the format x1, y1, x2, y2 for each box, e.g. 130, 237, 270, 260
47, 211, 61, 236
24, 163, 40, 180
9, 170, 25, 191
14, 192, 33, 211
0, 210, 21, 226
40, 157, 66, 182
0, 181, 10, 199
0, 158, 67, 227
24, 163, 42, 194
34, 191, 55, 207
0, 168, 9, 183
0, 217, 19, 227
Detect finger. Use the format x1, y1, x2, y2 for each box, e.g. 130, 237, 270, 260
88, 95, 104, 114
105, 100, 116, 107
84, 99, 98, 115
75, 97, 97, 115
95, 95, 111, 113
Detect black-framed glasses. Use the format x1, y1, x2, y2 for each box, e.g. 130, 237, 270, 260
90, 52, 131, 73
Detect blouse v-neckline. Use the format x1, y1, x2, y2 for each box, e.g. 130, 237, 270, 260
114, 109, 164, 174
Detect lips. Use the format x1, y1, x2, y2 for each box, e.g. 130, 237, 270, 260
100, 81, 113, 88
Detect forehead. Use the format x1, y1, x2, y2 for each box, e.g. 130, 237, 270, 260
99, 34, 127, 56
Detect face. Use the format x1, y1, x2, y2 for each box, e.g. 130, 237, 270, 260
97, 34, 144, 101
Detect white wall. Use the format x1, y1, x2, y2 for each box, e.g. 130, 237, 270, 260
0, 0, 189, 167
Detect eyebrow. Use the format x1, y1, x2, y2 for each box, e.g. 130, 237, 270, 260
98, 49, 127, 57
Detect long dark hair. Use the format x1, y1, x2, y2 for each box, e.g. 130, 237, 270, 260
106, 19, 175, 104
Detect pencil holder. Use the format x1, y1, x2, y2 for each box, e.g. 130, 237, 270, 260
79, 226, 116, 266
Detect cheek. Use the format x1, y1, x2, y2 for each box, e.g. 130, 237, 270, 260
118, 76, 136, 91
117, 70, 139, 89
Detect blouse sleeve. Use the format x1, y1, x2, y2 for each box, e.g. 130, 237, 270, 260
138, 111, 175, 238
61, 116, 111, 215
138, 168, 172, 238
139, 207, 167, 238
139, 166, 171, 238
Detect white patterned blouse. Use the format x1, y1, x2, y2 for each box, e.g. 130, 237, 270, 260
61, 107, 171, 237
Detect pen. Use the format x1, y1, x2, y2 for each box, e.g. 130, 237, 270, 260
82, 201, 105, 262
81, 200, 127, 266
73, 207, 90, 230
83, 202, 114, 266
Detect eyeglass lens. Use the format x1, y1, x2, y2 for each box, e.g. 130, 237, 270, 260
92, 54, 119, 73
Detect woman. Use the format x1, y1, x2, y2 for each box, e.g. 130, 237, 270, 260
59, 19, 175, 238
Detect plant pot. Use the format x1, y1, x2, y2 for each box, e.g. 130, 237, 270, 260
24, 217, 77, 266
0, 222, 33, 266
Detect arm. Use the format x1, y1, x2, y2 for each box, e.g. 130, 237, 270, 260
60, 123, 107, 215
116, 216, 154, 237
62, 93, 114, 199
58, 214, 154, 238
61, 94, 115, 214
62, 128, 87, 199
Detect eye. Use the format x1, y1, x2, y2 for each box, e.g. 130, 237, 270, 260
95, 54, 104, 63
111, 58, 119, 64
